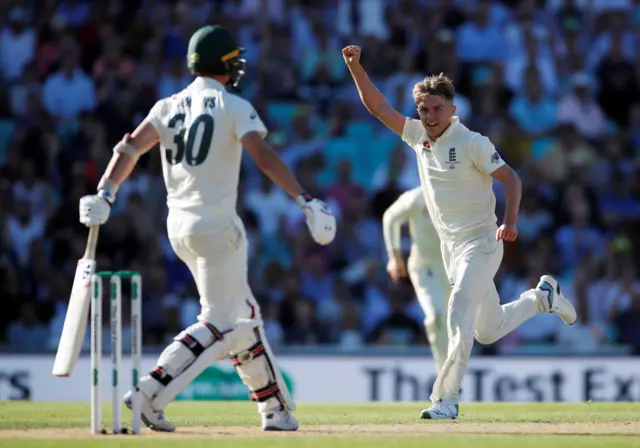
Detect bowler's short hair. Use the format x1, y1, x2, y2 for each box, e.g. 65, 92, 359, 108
413, 73, 455, 103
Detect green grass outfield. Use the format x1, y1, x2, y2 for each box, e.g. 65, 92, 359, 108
0, 402, 639, 448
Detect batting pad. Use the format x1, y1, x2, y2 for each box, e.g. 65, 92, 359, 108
230, 325, 295, 412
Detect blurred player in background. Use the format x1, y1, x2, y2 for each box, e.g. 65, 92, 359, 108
78, 25, 336, 432
383, 187, 450, 373
343, 44, 576, 420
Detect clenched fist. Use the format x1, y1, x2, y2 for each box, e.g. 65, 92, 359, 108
386, 251, 408, 283
342, 45, 361, 66
496, 223, 518, 242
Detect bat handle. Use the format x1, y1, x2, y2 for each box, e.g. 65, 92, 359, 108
83, 225, 100, 259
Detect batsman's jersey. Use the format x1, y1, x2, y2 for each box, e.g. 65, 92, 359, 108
145, 77, 267, 236
401, 117, 505, 238
383, 187, 443, 271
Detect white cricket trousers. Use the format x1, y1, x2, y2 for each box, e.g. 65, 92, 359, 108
430, 226, 539, 406
168, 213, 260, 329
407, 264, 450, 373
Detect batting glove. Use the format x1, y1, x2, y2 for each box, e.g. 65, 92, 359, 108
296, 194, 336, 245
78, 189, 114, 227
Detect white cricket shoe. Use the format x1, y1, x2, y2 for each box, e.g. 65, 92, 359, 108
536, 275, 577, 325
124, 389, 176, 432
262, 409, 299, 431
420, 402, 459, 420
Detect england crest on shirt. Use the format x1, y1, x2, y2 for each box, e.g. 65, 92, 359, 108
447, 148, 459, 169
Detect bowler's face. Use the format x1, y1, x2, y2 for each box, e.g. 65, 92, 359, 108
416, 94, 455, 140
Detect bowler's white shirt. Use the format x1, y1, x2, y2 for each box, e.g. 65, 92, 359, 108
382, 187, 443, 271
145, 77, 267, 234
402, 117, 505, 237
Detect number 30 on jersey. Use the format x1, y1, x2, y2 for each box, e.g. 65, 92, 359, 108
166, 113, 214, 166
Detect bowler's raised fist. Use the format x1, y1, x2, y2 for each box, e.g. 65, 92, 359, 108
342, 45, 361, 65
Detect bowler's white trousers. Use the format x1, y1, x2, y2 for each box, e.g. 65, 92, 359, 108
430, 226, 539, 405
168, 211, 260, 328
407, 264, 450, 373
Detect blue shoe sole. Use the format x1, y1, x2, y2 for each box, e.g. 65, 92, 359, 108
420, 412, 458, 420
263, 426, 299, 431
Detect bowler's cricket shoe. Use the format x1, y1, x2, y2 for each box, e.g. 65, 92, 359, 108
420, 402, 459, 420
262, 409, 299, 431
124, 389, 176, 432
536, 274, 577, 325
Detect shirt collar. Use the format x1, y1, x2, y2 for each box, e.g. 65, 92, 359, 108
190, 76, 225, 91
428, 116, 461, 143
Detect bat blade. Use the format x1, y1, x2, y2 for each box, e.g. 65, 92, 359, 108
52, 258, 96, 377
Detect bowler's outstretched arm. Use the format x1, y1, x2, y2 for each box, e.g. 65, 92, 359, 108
343, 45, 405, 136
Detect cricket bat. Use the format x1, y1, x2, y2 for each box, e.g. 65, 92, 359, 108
52, 225, 100, 377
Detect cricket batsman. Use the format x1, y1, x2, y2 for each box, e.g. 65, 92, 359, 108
383, 187, 450, 373
344, 45, 576, 420
77, 25, 336, 432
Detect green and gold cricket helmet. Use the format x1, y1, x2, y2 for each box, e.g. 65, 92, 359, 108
187, 25, 247, 91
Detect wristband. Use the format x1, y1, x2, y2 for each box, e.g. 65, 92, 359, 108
96, 178, 119, 204
97, 188, 116, 205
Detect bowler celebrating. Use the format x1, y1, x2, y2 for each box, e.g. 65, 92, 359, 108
78, 25, 336, 432
383, 187, 450, 373
344, 45, 575, 420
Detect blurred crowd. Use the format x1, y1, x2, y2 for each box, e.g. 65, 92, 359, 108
1, 0, 639, 355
